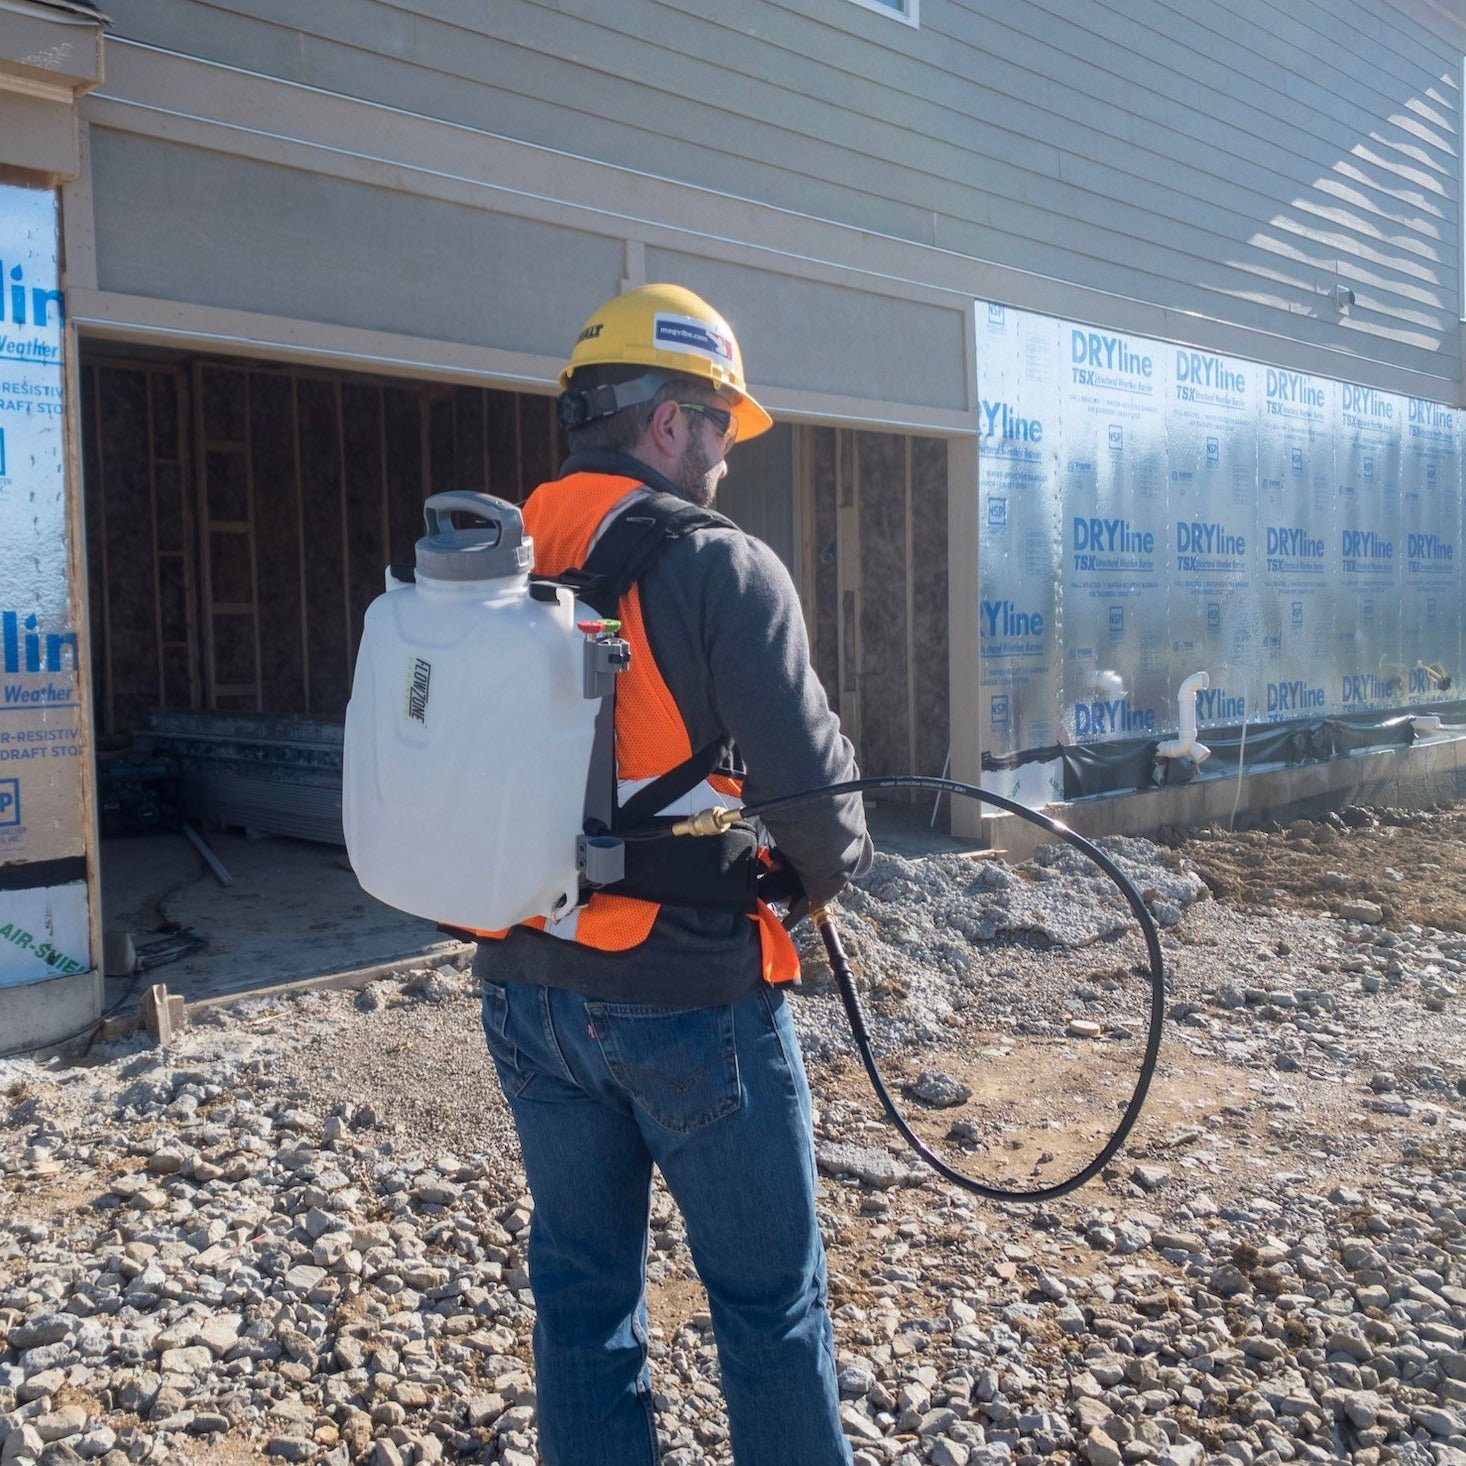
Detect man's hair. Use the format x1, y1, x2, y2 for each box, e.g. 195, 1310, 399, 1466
564, 367, 715, 455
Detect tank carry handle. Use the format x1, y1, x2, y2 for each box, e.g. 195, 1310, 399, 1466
422, 491, 522, 543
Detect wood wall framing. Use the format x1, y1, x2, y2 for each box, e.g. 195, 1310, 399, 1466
802, 425, 949, 796
83, 355, 562, 731
82, 358, 200, 739
81, 355, 950, 792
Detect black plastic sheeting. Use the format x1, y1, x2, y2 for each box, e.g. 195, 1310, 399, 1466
980, 702, 1466, 801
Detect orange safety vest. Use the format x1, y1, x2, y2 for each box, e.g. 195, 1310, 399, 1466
479, 472, 800, 985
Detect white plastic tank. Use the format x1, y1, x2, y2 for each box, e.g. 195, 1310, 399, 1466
343, 492, 602, 931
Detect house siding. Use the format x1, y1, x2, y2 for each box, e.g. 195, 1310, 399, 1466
93, 0, 1466, 393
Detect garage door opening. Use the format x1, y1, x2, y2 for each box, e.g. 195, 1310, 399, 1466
77, 347, 814, 1006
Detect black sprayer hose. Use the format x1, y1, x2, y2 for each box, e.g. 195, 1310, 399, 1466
730, 776, 1166, 1203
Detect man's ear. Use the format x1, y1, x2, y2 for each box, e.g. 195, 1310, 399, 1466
649, 398, 685, 446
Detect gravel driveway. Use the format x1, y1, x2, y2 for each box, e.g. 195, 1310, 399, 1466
3, 801, 1464, 1466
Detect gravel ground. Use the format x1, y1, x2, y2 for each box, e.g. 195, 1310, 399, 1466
3, 801, 1465, 1466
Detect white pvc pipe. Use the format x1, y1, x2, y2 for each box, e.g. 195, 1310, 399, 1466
1156, 670, 1212, 761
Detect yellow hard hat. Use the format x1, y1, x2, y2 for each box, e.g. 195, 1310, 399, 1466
560, 283, 772, 441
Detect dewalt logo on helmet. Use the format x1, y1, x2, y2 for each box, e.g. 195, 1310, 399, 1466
652, 313, 734, 367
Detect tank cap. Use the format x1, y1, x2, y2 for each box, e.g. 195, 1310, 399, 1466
415, 492, 534, 582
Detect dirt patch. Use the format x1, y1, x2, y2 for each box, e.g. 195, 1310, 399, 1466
175, 1440, 275, 1464
811, 1033, 1154, 1196
647, 1272, 710, 1338
808, 1031, 1387, 1205
1161, 803, 1466, 931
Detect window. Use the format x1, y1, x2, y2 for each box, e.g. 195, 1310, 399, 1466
843, 0, 918, 25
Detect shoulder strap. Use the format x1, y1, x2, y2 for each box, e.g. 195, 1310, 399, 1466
550, 489, 738, 833
554, 490, 734, 618
615, 737, 734, 829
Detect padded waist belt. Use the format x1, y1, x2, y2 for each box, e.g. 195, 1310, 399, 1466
607, 819, 760, 913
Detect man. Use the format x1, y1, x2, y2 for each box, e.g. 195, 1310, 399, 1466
476, 283, 871, 1465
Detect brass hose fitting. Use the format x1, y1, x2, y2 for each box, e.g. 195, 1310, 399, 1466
670, 805, 745, 837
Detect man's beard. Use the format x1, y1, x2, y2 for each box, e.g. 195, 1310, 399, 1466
674, 433, 720, 508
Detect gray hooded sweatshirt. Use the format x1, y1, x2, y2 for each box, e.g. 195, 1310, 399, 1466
473, 450, 872, 1008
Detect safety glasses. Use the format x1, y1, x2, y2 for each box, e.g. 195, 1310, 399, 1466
678, 401, 738, 453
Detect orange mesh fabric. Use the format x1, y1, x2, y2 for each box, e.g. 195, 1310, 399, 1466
611, 584, 692, 778
522, 475, 622, 578
514, 474, 693, 951
571, 893, 659, 950
524, 474, 691, 779
479, 473, 779, 966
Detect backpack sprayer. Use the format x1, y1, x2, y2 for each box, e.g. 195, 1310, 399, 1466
344, 494, 1166, 1205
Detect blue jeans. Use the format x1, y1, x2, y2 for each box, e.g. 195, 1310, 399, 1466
481, 979, 851, 1466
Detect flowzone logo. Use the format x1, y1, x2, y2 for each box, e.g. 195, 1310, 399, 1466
405, 658, 431, 724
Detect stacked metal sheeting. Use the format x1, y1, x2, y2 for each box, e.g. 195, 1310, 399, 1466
142, 710, 344, 846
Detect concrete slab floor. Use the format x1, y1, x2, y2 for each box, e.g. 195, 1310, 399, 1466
99, 829, 460, 1007
93, 803, 983, 1011
861, 796, 985, 860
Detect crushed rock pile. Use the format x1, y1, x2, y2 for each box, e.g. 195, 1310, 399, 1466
2, 826, 1465, 1466
790, 839, 1208, 1060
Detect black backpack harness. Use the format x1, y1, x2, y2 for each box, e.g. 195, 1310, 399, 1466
533, 490, 762, 915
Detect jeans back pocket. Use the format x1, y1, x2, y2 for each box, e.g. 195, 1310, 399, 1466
588, 1001, 741, 1134
481, 981, 535, 1098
